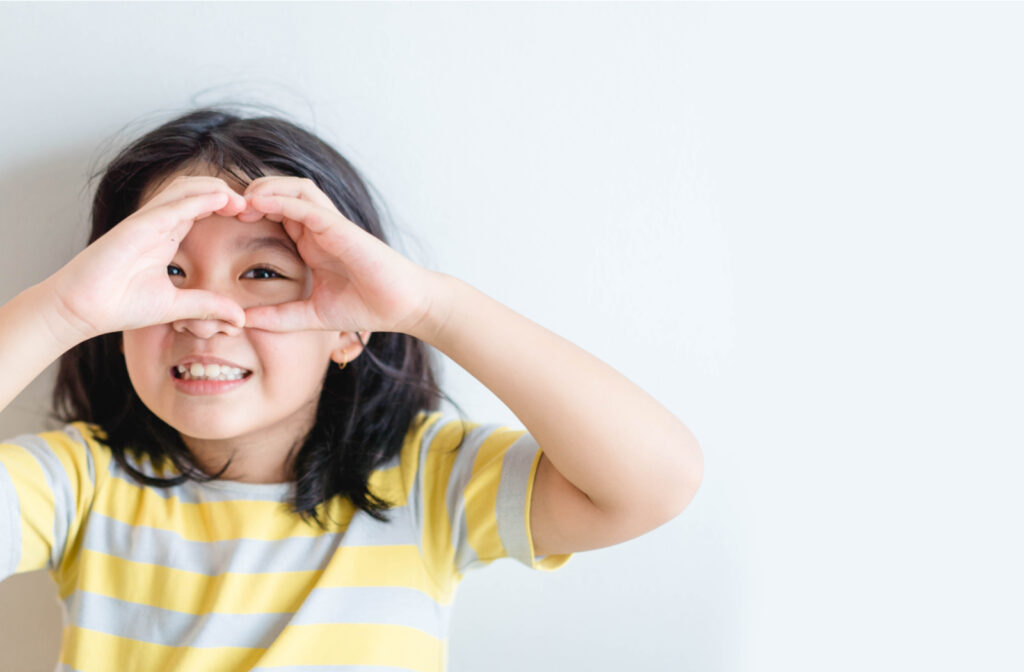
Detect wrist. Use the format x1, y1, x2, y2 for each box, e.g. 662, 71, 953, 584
31, 278, 97, 350
407, 271, 460, 345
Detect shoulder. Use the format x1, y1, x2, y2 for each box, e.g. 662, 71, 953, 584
398, 410, 473, 464
52, 421, 114, 486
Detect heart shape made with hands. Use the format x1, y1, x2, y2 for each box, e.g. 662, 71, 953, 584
200, 176, 437, 339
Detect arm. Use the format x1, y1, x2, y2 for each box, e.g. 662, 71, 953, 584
0, 282, 86, 415
411, 273, 704, 556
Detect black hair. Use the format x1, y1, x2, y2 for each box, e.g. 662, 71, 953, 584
49, 104, 468, 530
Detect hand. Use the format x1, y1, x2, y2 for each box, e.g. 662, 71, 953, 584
47, 175, 250, 341
237, 176, 439, 336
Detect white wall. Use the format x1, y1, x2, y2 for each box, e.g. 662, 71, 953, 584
0, 3, 1018, 671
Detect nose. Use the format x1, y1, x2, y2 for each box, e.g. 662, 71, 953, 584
170, 268, 247, 338
171, 316, 243, 339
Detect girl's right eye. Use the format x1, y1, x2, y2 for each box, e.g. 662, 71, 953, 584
167, 265, 183, 277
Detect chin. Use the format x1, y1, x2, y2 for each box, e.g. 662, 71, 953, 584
154, 408, 256, 442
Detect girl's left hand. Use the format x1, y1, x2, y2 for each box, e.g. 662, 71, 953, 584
237, 176, 439, 337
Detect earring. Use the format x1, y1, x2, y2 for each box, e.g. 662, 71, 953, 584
336, 351, 348, 370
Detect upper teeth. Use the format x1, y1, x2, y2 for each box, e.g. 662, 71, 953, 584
176, 363, 249, 381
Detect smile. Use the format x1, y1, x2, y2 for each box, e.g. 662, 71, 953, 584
170, 367, 253, 396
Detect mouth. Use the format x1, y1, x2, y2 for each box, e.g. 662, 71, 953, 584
170, 365, 254, 382
170, 366, 254, 396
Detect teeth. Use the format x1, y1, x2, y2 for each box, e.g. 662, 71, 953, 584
175, 363, 249, 381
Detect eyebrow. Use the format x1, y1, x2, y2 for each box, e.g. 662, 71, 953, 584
232, 235, 302, 262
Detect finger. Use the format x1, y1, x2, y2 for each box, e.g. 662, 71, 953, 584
244, 177, 338, 226
212, 190, 248, 217
142, 192, 229, 243
248, 195, 363, 260
140, 176, 246, 214
243, 301, 320, 333
244, 176, 336, 210
167, 289, 246, 328
250, 195, 331, 235
282, 218, 303, 243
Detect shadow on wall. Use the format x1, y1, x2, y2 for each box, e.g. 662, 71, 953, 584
0, 149, 103, 672
0, 570, 64, 671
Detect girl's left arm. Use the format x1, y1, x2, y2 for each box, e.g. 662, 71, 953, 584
411, 272, 704, 557
235, 182, 702, 556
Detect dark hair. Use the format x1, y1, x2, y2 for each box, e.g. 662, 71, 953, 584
49, 104, 468, 530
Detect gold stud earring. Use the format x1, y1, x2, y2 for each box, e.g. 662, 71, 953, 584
336, 351, 348, 370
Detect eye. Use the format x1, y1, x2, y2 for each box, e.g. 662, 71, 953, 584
242, 266, 286, 280
166, 264, 287, 280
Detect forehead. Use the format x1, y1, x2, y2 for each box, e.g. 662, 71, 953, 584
145, 164, 301, 262
174, 222, 305, 272
175, 215, 303, 263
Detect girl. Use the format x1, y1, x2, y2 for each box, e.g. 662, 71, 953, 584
0, 106, 703, 671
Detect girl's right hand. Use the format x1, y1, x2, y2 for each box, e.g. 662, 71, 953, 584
45, 175, 251, 343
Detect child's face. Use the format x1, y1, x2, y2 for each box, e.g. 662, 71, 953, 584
121, 169, 350, 462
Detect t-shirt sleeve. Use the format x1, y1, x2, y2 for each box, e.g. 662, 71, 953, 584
0, 422, 101, 583
403, 412, 574, 585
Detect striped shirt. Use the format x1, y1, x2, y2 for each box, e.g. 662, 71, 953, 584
0, 410, 573, 671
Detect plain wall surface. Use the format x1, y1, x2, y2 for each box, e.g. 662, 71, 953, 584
0, 3, 1019, 671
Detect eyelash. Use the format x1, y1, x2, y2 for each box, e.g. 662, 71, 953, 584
167, 265, 286, 280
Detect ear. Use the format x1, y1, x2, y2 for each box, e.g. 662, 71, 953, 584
330, 331, 372, 366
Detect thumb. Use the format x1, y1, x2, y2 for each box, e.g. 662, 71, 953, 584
167, 290, 246, 328
243, 300, 317, 332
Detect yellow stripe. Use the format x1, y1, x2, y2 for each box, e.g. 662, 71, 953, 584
91, 458, 419, 544
77, 548, 321, 614
464, 426, 525, 565
76, 543, 449, 612
59, 627, 265, 671
254, 623, 443, 669
92, 477, 349, 541
45, 425, 106, 595
397, 410, 445, 502
67, 422, 114, 483
0, 442, 56, 573
319, 543, 451, 603
418, 417, 479, 591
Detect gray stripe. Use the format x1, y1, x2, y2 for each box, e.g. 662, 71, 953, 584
63, 423, 95, 488
104, 451, 294, 503
83, 501, 417, 576
495, 434, 540, 568
448, 423, 493, 574
410, 415, 536, 575
69, 590, 293, 649
65, 584, 448, 651
408, 414, 451, 562
289, 585, 449, 638
0, 459, 22, 580
6, 434, 73, 570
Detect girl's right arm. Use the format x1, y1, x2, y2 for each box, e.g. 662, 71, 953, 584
0, 281, 86, 414
0, 175, 255, 416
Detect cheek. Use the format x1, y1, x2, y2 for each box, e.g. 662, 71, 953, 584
251, 332, 333, 377
122, 327, 169, 381
258, 283, 306, 305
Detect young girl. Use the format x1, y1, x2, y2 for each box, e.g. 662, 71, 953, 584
0, 106, 703, 671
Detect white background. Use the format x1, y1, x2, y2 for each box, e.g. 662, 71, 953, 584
0, 2, 1020, 671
